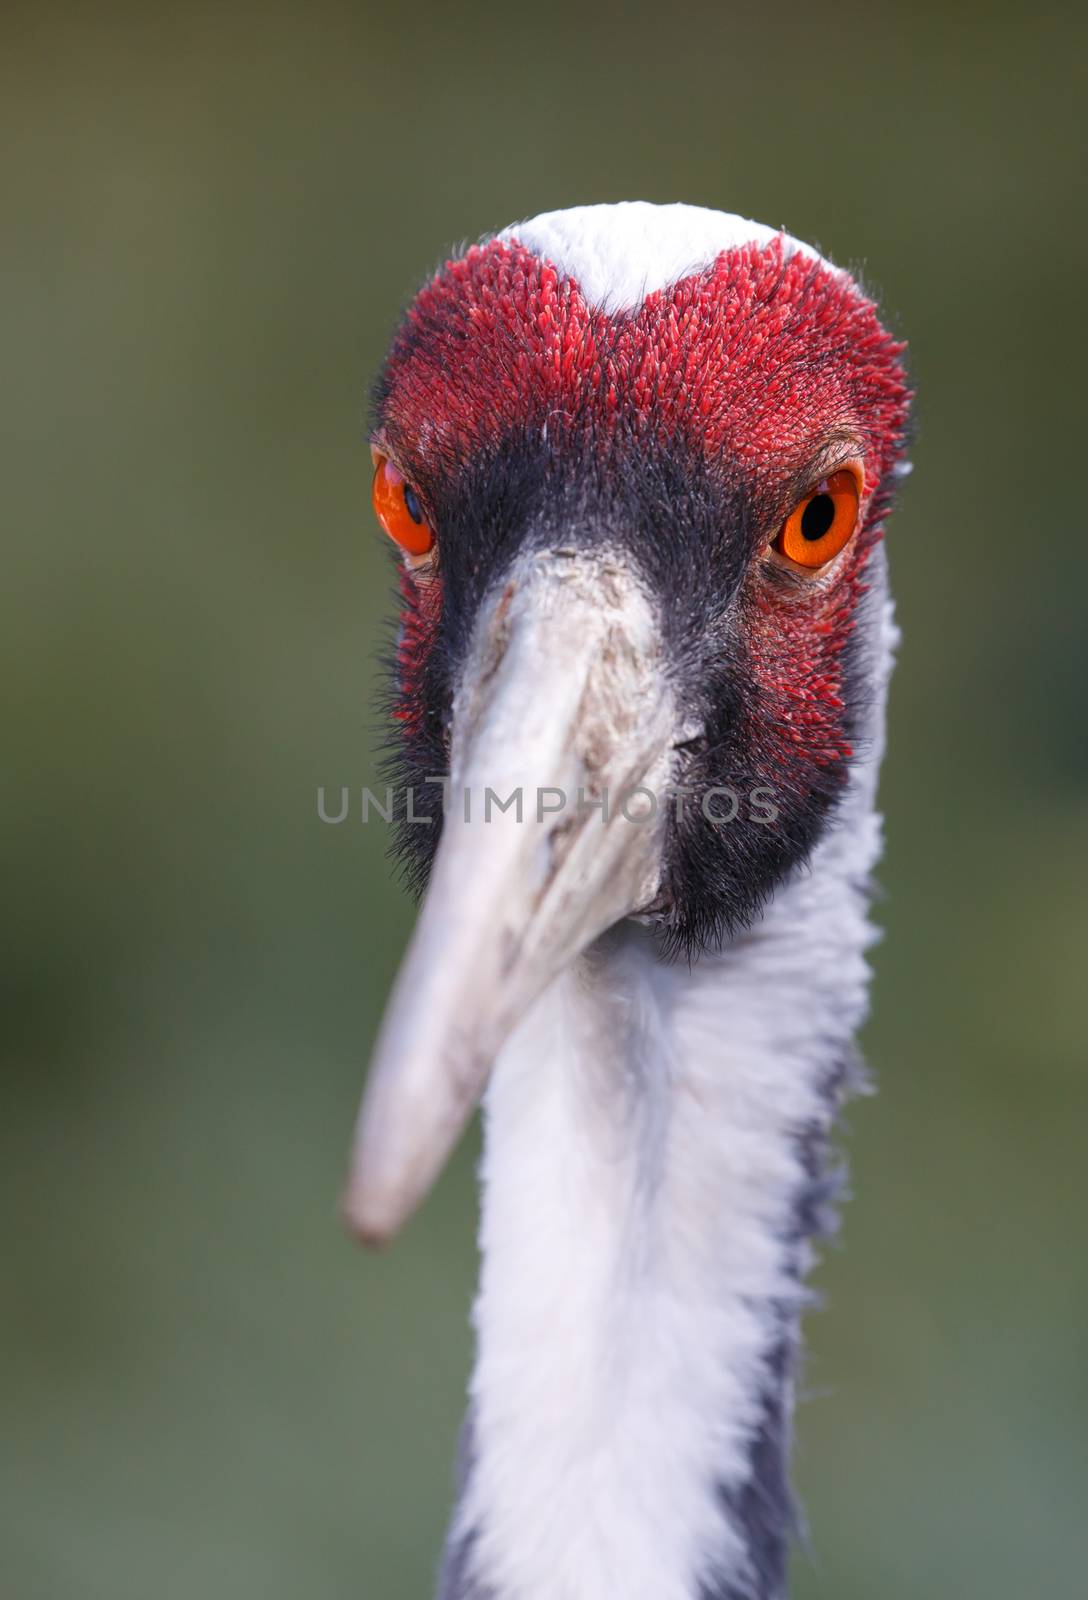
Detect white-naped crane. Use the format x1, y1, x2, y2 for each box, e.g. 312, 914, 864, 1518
344, 203, 911, 1600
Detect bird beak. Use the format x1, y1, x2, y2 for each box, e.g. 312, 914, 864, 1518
343, 550, 675, 1244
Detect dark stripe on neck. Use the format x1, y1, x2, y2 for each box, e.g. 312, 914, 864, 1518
700, 1043, 866, 1600
437, 1411, 491, 1600
701, 1332, 795, 1600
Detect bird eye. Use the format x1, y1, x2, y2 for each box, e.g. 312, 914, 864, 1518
772, 467, 860, 570
371, 456, 435, 557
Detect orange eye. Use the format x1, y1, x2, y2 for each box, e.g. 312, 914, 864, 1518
773, 468, 860, 570
372, 456, 435, 557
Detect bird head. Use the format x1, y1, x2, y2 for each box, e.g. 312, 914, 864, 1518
346, 203, 910, 1243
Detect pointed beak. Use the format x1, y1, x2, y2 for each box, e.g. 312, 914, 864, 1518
343, 550, 675, 1244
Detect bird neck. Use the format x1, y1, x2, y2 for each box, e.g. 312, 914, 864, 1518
440, 606, 894, 1600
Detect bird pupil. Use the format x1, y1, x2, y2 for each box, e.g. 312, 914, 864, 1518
801, 493, 835, 541
403, 485, 423, 525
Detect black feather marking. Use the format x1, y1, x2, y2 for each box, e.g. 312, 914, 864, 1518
436, 1410, 492, 1600
698, 1042, 870, 1600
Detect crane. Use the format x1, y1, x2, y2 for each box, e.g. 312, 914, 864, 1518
344, 203, 911, 1600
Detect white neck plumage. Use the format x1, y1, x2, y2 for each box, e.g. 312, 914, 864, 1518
439, 589, 895, 1600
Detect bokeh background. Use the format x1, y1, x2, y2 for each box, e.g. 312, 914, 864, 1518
3, 4, 1085, 1596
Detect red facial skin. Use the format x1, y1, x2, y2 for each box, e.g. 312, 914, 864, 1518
376, 237, 910, 773
392, 564, 441, 733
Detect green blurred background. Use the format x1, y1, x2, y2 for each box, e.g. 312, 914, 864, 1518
3, 3, 1085, 1596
